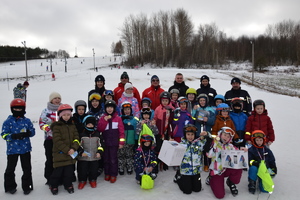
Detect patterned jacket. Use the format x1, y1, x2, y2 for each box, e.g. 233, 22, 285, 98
1, 115, 35, 155
117, 93, 140, 118
180, 138, 206, 175
134, 147, 157, 173
39, 104, 59, 140
121, 115, 139, 144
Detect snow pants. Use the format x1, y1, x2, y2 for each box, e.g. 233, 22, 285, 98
77, 160, 99, 182
50, 164, 73, 189
4, 152, 33, 192
210, 168, 243, 199
248, 165, 267, 193
44, 139, 53, 183
177, 173, 202, 194
118, 144, 134, 171
104, 146, 118, 177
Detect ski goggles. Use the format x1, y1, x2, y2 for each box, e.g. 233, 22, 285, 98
252, 131, 265, 138
122, 103, 131, 108
89, 93, 101, 101
141, 135, 153, 142
178, 97, 188, 103
104, 90, 114, 96
141, 107, 151, 114
184, 125, 197, 133
220, 127, 235, 137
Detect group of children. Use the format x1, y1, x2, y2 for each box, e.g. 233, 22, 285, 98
1, 80, 277, 198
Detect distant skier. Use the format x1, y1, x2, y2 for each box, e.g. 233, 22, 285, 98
52, 73, 56, 81
13, 81, 29, 101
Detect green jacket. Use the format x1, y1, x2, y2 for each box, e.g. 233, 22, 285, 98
51, 120, 80, 168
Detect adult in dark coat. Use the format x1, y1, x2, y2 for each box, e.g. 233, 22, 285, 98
168, 73, 189, 97
88, 75, 106, 109
196, 75, 217, 106
224, 77, 252, 116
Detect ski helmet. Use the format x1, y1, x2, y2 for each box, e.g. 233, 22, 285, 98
105, 100, 117, 109
186, 88, 197, 95
253, 99, 265, 108
177, 96, 189, 104
141, 97, 152, 107
57, 104, 73, 116
89, 93, 101, 101
10, 98, 26, 108
95, 75, 105, 82
183, 124, 198, 139
197, 93, 209, 107
121, 101, 132, 115
160, 91, 171, 100
251, 130, 266, 148
216, 103, 230, 112
170, 88, 180, 95
214, 94, 225, 102
82, 115, 96, 131
231, 97, 243, 112
218, 127, 235, 144
141, 107, 152, 119
74, 100, 87, 113
200, 75, 210, 82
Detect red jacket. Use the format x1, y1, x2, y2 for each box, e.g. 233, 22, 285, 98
142, 85, 164, 110
245, 109, 275, 143
114, 82, 141, 104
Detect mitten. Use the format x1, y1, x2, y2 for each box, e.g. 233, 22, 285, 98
11, 133, 24, 140
22, 130, 31, 138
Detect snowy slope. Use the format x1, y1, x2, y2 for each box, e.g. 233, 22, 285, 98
0, 57, 298, 199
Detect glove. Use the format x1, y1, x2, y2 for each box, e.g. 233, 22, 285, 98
250, 160, 260, 167
22, 130, 31, 138
11, 133, 24, 140
77, 146, 84, 156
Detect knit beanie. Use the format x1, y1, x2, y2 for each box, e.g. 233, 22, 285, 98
151, 75, 159, 82
200, 75, 210, 82
23, 81, 29, 86
49, 92, 61, 102
231, 77, 241, 84
120, 71, 129, 80
125, 83, 133, 90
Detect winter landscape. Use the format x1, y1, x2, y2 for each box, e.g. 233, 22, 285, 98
0, 57, 299, 199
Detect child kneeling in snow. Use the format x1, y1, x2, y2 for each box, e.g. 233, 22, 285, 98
173, 124, 212, 194
207, 127, 247, 199
248, 130, 277, 194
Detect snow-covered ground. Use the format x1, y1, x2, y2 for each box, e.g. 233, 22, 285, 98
0, 57, 299, 199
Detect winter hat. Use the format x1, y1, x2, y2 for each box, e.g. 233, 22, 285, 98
95, 75, 105, 83
23, 81, 29, 86
120, 71, 129, 80
83, 115, 96, 127
151, 75, 159, 82
200, 75, 210, 82
231, 77, 241, 84
124, 83, 133, 90
49, 92, 61, 102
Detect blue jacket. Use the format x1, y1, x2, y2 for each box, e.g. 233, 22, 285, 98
134, 147, 157, 173
1, 115, 35, 155
230, 111, 248, 131
180, 138, 206, 175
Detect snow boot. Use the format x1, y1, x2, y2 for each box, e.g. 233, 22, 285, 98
119, 169, 124, 175
226, 178, 238, 196
66, 186, 74, 194
248, 180, 256, 194
127, 169, 133, 175
104, 175, 110, 181
89, 180, 97, 188
50, 187, 58, 195
110, 176, 117, 183
78, 181, 86, 190
205, 175, 211, 185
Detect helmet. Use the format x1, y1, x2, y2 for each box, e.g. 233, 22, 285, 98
82, 115, 96, 131
177, 96, 188, 104
121, 101, 132, 115
214, 94, 225, 102
89, 93, 101, 101
74, 100, 87, 112
160, 91, 171, 99
105, 100, 117, 109
251, 130, 266, 148
197, 93, 209, 106
183, 124, 197, 134
58, 104, 73, 114
231, 97, 243, 111
200, 75, 210, 82
10, 98, 26, 108
170, 88, 180, 94
141, 107, 152, 119
216, 103, 230, 111
141, 97, 152, 107
253, 99, 265, 108
218, 127, 235, 143
186, 88, 197, 95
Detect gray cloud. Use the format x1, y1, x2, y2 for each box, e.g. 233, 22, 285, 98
1, 0, 299, 57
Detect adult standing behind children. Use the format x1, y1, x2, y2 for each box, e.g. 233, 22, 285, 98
1, 99, 35, 195
39, 92, 62, 185
225, 77, 252, 116
142, 75, 164, 110
88, 75, 106, 110
196, 75, 217, 106
168, 73, 189, 97
13, 81, 29, 101
114, 71, 141, 104
117, 83, 140, 118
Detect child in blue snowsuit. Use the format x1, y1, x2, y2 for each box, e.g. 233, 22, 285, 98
1, 99, 35, 195
248, 130, 277, 194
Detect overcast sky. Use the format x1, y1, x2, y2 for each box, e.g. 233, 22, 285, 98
1, 0, 299, 57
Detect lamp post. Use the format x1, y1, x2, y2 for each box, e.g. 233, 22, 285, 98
92, 48, 95, 71
215, 49, 218, 72
21, 41, 28, 81
250, 41, 254, 85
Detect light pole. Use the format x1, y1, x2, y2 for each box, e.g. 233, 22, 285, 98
92, 48, 95, 71
21, 41, 28, 80
250, 41, 254, 85
215, 49, 218, 72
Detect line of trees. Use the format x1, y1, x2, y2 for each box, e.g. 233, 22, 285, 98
118, 8, 300, 69
0, 46, 70, 62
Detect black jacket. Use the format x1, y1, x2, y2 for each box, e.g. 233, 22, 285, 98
168, 81, 189, 97
224, 88, 252, 115
196, 84, 217, 106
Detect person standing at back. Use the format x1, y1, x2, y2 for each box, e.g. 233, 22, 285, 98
142, 75, 164, 110
196, 75, 217, 106
88, 75, 106, 110
168, 73, 189, 97
224, 77, 252, 116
